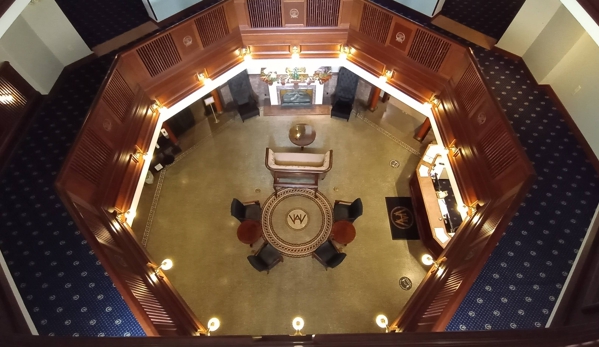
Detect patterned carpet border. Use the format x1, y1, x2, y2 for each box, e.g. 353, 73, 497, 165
355, 112, 422, 156
262, 188, 333, 258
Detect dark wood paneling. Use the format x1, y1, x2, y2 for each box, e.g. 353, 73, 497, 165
195, 5, 230, 48
358, 2, 392, 44
578, 0, 599, 26
247, 0, 283, 27
307, 0, 340, 27
136, 34, 182, 78
407, 29, 451, 73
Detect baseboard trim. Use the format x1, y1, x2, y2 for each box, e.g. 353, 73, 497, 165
491, 46, 599, 175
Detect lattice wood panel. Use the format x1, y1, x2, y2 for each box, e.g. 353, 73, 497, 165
102, 71, 133, 123
195, 6, 230, 48
359, 3, 392, 44
74, 203, 119, 250
123, 272, 176, 327
407, 29, 451, 72
455, 64, 486, 115
136, 34, 182, 78
0, 76, 27, 131
70, 129, 112, 186
247, 0, 282, 28
480, 124, 519, 179
423, 267, 467, 317
307, 0, 340, 27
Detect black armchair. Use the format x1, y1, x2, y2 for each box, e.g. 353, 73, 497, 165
247, 243, 283, 273
237, 97, 260, 122
230, 198, 262, 223
333, 198, 363, 223
331, 97, 353, 121
312, 240, 346, 270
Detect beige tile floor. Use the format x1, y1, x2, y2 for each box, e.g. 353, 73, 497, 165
135, 100, 432, 336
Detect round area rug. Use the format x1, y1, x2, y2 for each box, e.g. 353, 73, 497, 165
261, 188, 333, 258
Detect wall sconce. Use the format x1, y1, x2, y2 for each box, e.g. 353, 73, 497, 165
375, 314, 398, 333
291, 46, 300, 60
446, 139, 460, 157
292, 317, 304, 336
239, 46, 252, 61
421, 254, 434, 266
339, 45, 350, 60
150, 100, 163, 114
0, 94, 15, 104
148, 259, 173, 278
431, 256, 447, 275
431, 95, 441, 107
196, 69, 212, 84
206, 317, 220, 336
379, 69, 393, 82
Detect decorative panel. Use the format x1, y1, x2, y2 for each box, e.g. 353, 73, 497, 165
407, 29, 451, 72
247, 0, 283, 28
70, 129, 112, 186
194, 6, 230, 48
388, 22, 413, 52
122, 272, 176, 328
359, 3, 392, 44
283, 1, 305, 26
479, 124, 519, 179
307, 0, 340, 27
423, 267, 467, 317
454, 64, 485, 115
136, 34, 182, 78
74, 203, 119, 250
102, 71, 134, 123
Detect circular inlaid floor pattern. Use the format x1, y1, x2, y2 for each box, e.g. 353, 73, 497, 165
262, 188, 333, 258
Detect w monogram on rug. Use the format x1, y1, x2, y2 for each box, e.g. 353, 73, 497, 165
385, 197, 419, 240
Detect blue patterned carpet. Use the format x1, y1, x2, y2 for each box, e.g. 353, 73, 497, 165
441, 0, 525, 40
55, 0, 149, 48
1, 1, 597, 336
0, 55, 145, 336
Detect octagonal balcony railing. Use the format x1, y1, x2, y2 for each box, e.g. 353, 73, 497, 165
54, 0, 534, 336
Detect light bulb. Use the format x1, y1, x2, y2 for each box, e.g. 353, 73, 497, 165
207, 317, 220, 332
292, 317, 304, 330
160, 259, 173, 271
421, 254, 434, 266
375, 314, 388, 328
0, 94, 14, 104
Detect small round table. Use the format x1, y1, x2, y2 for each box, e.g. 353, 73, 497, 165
237, 220, 262, 246
331, 220, 356, 245
289, 124, 316, 150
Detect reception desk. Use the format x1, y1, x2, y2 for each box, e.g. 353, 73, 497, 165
410, 144, 465, 257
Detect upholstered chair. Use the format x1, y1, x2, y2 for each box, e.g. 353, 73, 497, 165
247, 243, 283, 273
312, 240, 347, 270
230, 198, 262, 223
333, 198, 363, 223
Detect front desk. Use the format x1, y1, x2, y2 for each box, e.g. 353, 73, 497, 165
410, 144, 466, 257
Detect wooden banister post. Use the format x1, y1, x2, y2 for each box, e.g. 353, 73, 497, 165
210, 89, 224, 114
368, 86, 382, 111
414, 118, 431, 142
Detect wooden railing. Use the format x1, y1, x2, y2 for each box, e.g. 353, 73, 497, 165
54, 0, 535, 336
0, 62, 41, 172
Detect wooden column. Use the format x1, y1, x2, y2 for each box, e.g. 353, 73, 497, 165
414, 118, 431, 142
368, 86, 382, 111
210, 89, 224, 114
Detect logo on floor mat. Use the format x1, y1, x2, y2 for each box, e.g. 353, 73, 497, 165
390, 206, 413, 229
287, 208, 308, 230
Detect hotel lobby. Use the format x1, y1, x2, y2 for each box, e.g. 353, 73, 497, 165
1, 0, 599, 343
